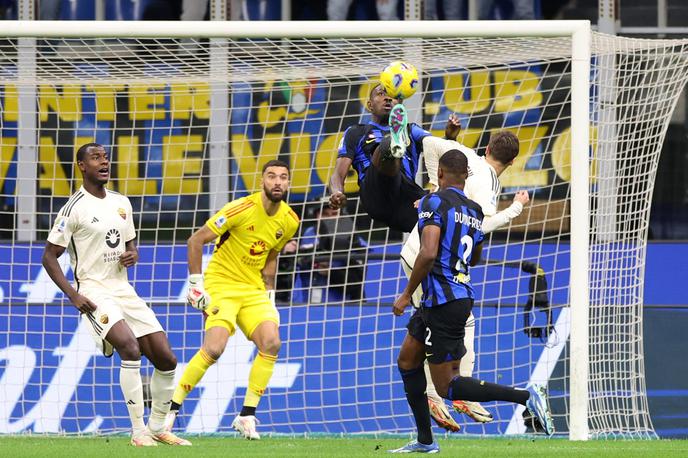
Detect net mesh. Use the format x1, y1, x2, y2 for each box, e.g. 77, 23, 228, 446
1, 32, 687, 437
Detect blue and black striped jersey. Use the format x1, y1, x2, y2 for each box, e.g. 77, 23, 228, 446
417, 186, 485, 307
337, 121, 430, 184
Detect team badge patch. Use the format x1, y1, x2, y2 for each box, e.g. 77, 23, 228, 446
215, 216, 227, 229
118, 208, 126, 220
99, 314, 109, 324
275, 229, 283, 239
55, 217, 66, 233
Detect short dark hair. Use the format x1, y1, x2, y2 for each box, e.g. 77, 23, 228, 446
262, 159, 290, 175
76, 143, 103, 162
369, 83, 385, 100
439, 149, 468, 176
488, 131, 520, 165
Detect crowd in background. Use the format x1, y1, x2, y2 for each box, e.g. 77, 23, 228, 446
0, 0, 572, 21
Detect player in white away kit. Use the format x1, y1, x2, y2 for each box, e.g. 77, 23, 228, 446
42, 143, 191, 447
401, 131, 529, 430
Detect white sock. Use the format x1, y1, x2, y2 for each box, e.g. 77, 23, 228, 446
148, 368, 175, 433
120, 360, 145, 433
424, 360, 442, 402
459, 313, 476, 377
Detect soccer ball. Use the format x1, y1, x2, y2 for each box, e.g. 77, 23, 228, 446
379, 61, 419, 100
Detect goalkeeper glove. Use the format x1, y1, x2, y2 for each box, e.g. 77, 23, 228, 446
267, 289, 276, 307
187, 274, 210, 311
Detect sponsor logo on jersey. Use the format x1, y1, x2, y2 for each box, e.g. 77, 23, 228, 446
91, 217, 99, 224
275, 229, 283, 239
117, 208, 126, 220
215, 216, 226, 230
249, 240, 267, 256
246, 225, 255, 232
99, 314, 109, 324
105, 229, 121, 248
419, 211, 433, 219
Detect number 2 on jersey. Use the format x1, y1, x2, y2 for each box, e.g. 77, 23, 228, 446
455, 234, 473, 273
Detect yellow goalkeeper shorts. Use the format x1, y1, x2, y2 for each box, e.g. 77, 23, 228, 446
203, 281, 279, 338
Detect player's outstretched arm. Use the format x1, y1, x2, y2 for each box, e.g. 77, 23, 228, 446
328, 156, 352, 209
481, 190, 530, 234
42, 242, 96, 313
444, 113, 461, 140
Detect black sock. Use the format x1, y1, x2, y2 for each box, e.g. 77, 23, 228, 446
447, 376, 529, 406
240, 406, 257, 417
170, 401, 181, 412
399, 366, 433, 445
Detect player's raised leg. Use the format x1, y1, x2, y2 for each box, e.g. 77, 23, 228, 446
423, 362, 460, 432
138, 331, 191, 446
389, 103, 409, 158
167, 326, 228, 428
452, 313, 493, 423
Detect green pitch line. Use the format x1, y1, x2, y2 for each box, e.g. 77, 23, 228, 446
1, 436, 687, 457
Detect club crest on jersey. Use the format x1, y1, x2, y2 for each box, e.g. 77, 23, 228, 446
215, 216, 226, 230
117, 208, 126, 220
99, 314, 109, 325
275, 229, 283, 239
249, 240, 267, 256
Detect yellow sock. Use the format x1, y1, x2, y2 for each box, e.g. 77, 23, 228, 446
172, 348, 216, 405
244, 351, 278, 408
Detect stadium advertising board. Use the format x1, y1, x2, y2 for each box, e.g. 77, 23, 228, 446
0, 67, 584, 208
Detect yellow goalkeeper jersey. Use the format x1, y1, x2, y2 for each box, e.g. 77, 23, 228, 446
204, 192, 300, 289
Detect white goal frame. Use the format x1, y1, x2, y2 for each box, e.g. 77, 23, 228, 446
4, 19, 592, 440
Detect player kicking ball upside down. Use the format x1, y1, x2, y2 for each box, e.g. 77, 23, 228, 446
389, 150, 554, 453
43, 143, 189, 446
165, 160, 300, 440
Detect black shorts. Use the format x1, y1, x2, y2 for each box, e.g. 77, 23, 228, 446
359, 166, 426, 233
406, 298, 473, 365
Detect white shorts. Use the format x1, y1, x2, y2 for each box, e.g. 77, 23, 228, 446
81, 287, 163, 348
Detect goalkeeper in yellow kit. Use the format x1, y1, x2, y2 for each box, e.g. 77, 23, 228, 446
166, 160, 300, 440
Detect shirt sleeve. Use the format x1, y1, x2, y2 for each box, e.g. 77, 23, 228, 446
47, 205, 78, 248
410, 124, 431, 147
124, 197, 136, 242
417, 194, 443, 232
205, 198, 254, 236
465, 169, 499, 216
337, 126, 357, 160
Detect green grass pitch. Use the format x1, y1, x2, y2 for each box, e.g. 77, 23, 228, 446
1, 436, 687, 457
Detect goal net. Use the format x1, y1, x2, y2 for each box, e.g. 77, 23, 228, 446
1, 22, 687, 439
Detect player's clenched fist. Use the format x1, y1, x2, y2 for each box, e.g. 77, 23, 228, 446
187, 273, 210, 310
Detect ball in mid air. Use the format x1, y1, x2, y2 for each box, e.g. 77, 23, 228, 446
379, 61, 419, 100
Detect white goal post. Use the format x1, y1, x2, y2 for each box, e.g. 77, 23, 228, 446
1, 20, 686, 440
